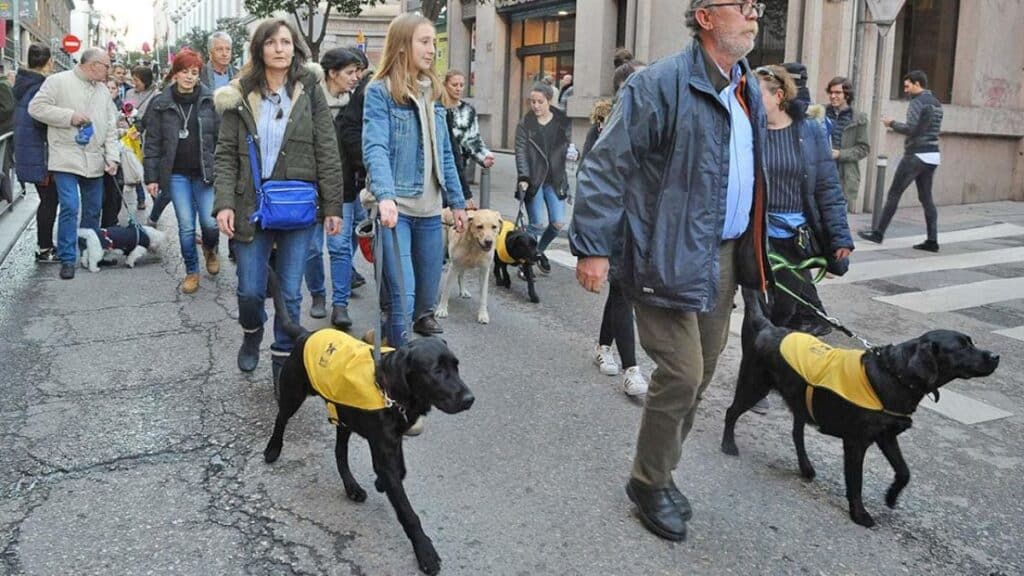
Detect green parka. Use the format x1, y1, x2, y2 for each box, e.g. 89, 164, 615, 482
212, 65, 343, 242
833, 110, 870, 207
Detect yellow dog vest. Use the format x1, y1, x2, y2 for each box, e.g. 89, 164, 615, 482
779, 332, 882, 423
303, 329, 394, 425
495, 220, 521, 265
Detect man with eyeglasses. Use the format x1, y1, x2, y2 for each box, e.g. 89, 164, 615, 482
29, 47, 121, 280
571, 0, 769, 542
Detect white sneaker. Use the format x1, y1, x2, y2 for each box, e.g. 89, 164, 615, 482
594, 344, 619, 376
622, 366, 648, 396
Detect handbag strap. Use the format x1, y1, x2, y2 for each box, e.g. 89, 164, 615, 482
246, 134, 263, 191
371, 216, 408, 365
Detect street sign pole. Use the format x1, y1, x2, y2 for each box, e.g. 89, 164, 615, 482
862, 0, 906, 223
12, 0, 19, 68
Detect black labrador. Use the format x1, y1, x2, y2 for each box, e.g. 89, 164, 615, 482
263, 274, 475, 575
722, 288, 999, 527
493, 228, 540, 303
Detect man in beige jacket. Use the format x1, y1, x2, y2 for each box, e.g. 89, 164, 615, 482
29, 47, 120, 279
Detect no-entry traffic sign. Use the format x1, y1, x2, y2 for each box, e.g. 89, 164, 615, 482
62, 34, 82, 54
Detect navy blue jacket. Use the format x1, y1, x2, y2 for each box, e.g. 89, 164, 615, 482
788, 116, 855, 275
13, 69, 48, 184
570, 41, 771, 312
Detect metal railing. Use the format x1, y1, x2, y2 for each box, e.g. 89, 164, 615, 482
0, 131, 21, 219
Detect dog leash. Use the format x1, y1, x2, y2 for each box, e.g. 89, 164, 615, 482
368, 212, 411, 423
768, 252, 876, 350
114, 175, 144, 247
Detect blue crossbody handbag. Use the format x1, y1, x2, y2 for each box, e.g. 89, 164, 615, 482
247, 134, 318, 230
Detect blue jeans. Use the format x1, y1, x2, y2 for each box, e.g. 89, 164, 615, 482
54, 172, 103, 264
379, 213, 443, 347
526, 184, 566, 253
169, 174, 218, 274
235, 224, 316, 355
304, 202, 356, 306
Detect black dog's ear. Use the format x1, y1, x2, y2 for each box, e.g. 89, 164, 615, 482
907, 341, 939, 391
380, 348, 411, 399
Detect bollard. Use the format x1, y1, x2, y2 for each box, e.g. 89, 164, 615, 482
479, 167, 491, 209
870, 155, 888, 231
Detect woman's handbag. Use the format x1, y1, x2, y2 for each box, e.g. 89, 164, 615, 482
247, 134, 318, 230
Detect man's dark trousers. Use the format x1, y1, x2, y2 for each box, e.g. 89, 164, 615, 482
875, 154, 938, 242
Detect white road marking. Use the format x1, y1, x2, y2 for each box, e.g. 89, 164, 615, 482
919, 389, 1013, 424
855, 223, 1024, 252
827, 246, 1024, 284
993, 325, 1024, 341
873, 277, 1024, 313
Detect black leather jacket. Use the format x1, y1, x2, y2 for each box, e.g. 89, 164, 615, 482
514, 106, 571, 199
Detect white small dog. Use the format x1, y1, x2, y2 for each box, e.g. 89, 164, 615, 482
436, 209, 503, 324
77, 225, 167, 272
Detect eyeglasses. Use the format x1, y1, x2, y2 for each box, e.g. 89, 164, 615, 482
754, 66, 777, 80
704, 1, 766, 19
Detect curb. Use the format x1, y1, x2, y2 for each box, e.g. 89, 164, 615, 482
0, 192, 39, 266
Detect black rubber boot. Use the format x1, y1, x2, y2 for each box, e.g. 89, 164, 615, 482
238, 327, 263, 372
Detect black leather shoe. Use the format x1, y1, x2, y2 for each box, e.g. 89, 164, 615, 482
795, 321, 833, 337
238, 328, 263, 373
331, 305, 353, 330
625, 478, 687, 541
857, 229, 883, 244
310, 294, 327, 319
912, 240, 939, 252
413, 315, 444, 335
59, 263, 75, 280
351, 269, 366, 289
667, 480, 693, 522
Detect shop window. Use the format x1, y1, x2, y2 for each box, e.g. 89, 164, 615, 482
892, 0, 959, 103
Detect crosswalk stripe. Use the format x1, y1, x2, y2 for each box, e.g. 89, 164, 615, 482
873, 277, 1024, 313
992, 326, 1024, 342
855, 223, 1024, 252
544, 248, 577, 269
918, 389, 1013, 424
826, 246, 1024, 285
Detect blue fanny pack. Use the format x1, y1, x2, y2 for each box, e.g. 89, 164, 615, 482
247, 135, 317, 230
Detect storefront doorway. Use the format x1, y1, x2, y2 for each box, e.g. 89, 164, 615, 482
501, 2, 576, 147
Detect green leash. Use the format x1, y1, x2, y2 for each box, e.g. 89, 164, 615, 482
767, 251, 874, 349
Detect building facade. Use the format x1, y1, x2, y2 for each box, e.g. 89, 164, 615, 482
448, 0, 1024, 208
166, 0, 245, 44
3, 0, 75, 71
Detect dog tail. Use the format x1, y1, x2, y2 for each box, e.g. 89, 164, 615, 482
740, 287, 773, 333
267, 269, 310, 340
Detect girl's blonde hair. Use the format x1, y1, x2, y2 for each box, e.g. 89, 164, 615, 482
376, 13, 450, 107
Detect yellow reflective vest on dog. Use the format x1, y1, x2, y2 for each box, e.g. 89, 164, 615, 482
779, 333, 883, 422
303, 329, 394, 425
495, 220, 519, 265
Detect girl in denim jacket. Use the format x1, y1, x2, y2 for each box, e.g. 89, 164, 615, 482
362, 13, 467, 346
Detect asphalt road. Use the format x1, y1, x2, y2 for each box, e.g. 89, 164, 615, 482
1, 170, 1022, 575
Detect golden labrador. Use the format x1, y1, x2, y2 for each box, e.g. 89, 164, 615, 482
437, 208, 503, 324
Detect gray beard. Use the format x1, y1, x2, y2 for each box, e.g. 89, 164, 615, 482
715, 30, 755, 62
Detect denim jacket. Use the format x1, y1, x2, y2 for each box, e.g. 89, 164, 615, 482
362, 80, 465, 209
